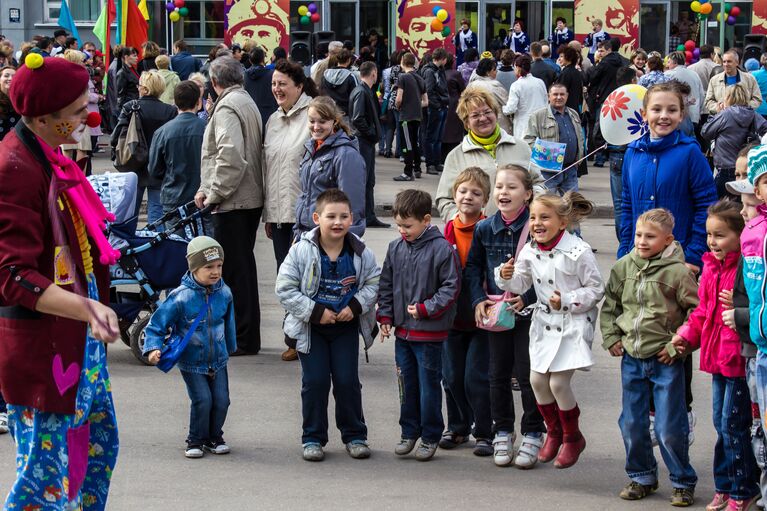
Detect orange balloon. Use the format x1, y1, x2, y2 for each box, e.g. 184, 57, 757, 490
699, 2, 712, 14
431, 18, 444, 32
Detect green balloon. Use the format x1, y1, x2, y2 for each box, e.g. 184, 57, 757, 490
677, 44, 686, 51
441, 26, 451, 36
724, 2, 731, 11
179, 6, 188, 16
300, 14, 310, 24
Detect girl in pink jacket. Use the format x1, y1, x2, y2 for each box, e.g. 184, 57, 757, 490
675, 200, 760, 510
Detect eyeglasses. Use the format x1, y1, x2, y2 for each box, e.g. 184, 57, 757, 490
469, 109, 495, 121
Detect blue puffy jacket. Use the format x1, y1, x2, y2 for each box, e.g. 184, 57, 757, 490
618, 130, 717, 269
143, 272, 236, 374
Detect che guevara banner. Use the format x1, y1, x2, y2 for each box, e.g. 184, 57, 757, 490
573, 0, 639, 56
396, 0, 456, 60
754, 1, 767, 34
224, 0, 290, 55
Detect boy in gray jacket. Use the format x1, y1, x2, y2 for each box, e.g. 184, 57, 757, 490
276, 189, 380, 462
377, 190, 462, 461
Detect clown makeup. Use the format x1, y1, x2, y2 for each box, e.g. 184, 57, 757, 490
54, 121, 75, 137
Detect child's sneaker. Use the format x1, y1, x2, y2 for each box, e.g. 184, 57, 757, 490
725, 497, 757, 511
302, 442, 324, 461
706, 493, 729, 511
203, 440, 230, 455
473, 438, 493, 457
671, 487, 695, 507
438, 431, 468, 449
649, 413, 658, 447
515, 433, 544, 469
185, 445, 204, 458
619, 481, 659, 500
492, 431, 516, 467
0, 412, 8, 434
345, 440, 371, 459
395, 438, 417, 456
688, 410, 697, 446
414, 441, 438, 461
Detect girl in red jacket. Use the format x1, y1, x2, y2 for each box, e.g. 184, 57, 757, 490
674, 200, 760, 511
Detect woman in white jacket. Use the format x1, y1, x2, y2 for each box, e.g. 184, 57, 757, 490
495, 192, 604, 470
502, 54, 548, 140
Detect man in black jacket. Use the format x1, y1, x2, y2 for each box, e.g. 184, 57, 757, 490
243, 47, 277, 129
421, 48, 449, 175
350, 62, 388, 228
531, 41, 556, 90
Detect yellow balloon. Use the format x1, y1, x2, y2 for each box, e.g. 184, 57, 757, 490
298, 5, 308, 15
690, 1, 701, 12
169, 11, 180, 21
437, 9, 448, 21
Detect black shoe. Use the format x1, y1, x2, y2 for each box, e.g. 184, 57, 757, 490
437, 164, 444, 172
593, 161, 605, 168
414, 170, 422, 179
393, 174, 414, 181
426, 165, 439, 175
366, 218, 390, 228
384, 151, 393, 158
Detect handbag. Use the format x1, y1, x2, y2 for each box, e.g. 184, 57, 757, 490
478, 221, 530, 332
156, 297, 208, 373
113, 101, 148, 172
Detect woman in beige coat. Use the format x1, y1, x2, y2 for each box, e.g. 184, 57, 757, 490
262, 58, 318, 361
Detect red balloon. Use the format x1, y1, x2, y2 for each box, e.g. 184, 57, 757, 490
174, 0, 185, 7
310, 12, 320, 22
685, 50, 693, 61
684, 40, 695, 51
86, 112, 102, 128
730, 5, 740, 16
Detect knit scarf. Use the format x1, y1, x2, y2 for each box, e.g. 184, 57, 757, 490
458, 29, 474, 51
468, 125, 502, 158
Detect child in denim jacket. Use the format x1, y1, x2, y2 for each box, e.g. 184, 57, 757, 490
144, 236, 236, 459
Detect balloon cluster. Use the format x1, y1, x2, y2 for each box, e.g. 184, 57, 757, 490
715, 3, 741, 25
430, 6, 451, 37
675, 40, 701, 64
166, 0, 188, 22
298, 3, 320, 25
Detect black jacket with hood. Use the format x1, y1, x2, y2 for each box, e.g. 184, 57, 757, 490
244, 65, 278, 128
321, 67, 360, 116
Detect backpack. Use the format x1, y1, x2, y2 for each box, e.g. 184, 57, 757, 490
113, 101, 148, 172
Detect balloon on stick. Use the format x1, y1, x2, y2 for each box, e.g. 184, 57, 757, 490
599, 85, 649, 146
690, 0, 701, 12
308, 2, 317, 13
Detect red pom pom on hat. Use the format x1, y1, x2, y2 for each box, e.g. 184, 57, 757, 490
86, 112, 102, 128
9, 57, 90, 117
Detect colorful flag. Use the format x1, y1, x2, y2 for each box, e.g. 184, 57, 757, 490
138, 0, 150, 21
57, 0, 81, 46
124, 0, 149, 57
93, 0, 115, 93
530, 138, 568, 172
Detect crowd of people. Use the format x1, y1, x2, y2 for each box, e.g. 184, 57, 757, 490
2, 22, 767, 510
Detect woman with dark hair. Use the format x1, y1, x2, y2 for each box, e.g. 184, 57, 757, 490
0, 65, 18, 141
556, 45, 584, 112
638, 55, 671, 88
495, 49, 517, 92
503, 54, 547, 139
115, 46, 140, 111
138, 41, 160, 73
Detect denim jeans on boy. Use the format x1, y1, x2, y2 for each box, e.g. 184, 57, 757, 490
181, 366, 231, 447
442, 329, 492, 439
424, 107, 447, 168
619, 354, 697, 489
608, 151, 624, 240
298, 322, 367, 446
711, 374, 760, 499
542, 168, 578, 197
395, 338, 444, 443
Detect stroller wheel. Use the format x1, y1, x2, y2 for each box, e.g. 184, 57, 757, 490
129, 314, 152, 366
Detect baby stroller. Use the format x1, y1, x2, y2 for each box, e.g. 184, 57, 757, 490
87, 172, 212, 364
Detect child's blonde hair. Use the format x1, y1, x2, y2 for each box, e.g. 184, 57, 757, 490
531, 191, 593, 227
725, 83, 750, 107
637, 208, 675, 233
452, 167, 491, 201
591, 18, 603, 27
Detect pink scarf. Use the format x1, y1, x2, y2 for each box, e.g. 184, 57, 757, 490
37, 136, 120, 266
501, 205, 527, 226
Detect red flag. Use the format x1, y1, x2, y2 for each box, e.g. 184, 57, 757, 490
125, 0, 148, 59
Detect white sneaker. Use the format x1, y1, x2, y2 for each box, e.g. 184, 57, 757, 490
0, 412, 8, 434
688, 410, 696, 447
514, 433, 543, 469
649, 414, 658, 447
203, 441, 230, 455
185, 446, 204, 458
493, 431, 516, 467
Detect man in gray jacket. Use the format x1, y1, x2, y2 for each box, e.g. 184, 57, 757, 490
195, 56, 265, 355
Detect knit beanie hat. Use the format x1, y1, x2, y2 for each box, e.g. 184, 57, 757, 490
748, 145, 767, 187
745, 58, 760, 72
186, 236, 224, 272
10, 55, 90, 117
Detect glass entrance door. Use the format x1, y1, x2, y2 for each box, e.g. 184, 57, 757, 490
513, 1, 547, 41
640, 2, 669, 53
330, 1, 356, 48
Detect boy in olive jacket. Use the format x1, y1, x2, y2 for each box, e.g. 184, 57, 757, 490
599, 209, 699, 505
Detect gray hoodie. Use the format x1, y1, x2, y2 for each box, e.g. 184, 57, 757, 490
320, 67, 361, 116
701, 105, 767, 169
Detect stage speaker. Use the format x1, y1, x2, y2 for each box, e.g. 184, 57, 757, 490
290, 31, 312, 65
743, 34, 767, 63
313, 31, 335, 59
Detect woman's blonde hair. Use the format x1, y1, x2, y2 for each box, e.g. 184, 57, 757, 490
139, 70, 166, 97
141, 41, 160, 60
531, 191, 594, 227
60, 49, 86, 66
725, 83, 750, 107
308, 96, 351, 135
456, 87, 500, 130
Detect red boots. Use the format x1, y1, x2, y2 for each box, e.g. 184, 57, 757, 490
537, 402, 562, 463
554, 404, 586, 469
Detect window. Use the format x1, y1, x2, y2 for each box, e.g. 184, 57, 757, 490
46, 1, 101, 22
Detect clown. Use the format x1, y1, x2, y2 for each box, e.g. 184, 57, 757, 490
0, 57, 120, 510
226, 0, 289, 60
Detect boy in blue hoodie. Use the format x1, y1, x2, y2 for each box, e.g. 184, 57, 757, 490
144, 236, 236, 459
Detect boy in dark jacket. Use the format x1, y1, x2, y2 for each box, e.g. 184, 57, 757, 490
377, 190, 462, 461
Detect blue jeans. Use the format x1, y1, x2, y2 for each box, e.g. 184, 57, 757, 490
748, 356, 767, 503
395, 338, 444, 443
424, 107, 447, 167
619, 354, 697, 489
711, 374, 760, 499
298, 322, 367, 445
542, 168, 578, 196
135, 185, 165, 227
181, 366, 231, 446
442, 329, 492, 439
608, 151, 624, 240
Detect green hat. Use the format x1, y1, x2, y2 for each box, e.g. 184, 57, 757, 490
186, 236, 224, 272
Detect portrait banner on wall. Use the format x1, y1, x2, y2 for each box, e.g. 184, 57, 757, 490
396, 0, 456, 60
224, 0, 290, 56
573, 0, 639, 56
754, 2, 767, 34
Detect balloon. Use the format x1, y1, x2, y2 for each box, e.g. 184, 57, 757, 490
298, 5, 308, 15
700, 2, 712, 14
431, 19, 444, 32
716, 12, 722, 21
437, 9, 448, 22
441, 26, 451, 37
310, 12, 320, 22
599, 84, 649, 146
444, 13, 451, 23
724, 2, 732, 12
173, 0, 184, 7
300, 14, 310, 24
179, 6, 188, 16
169, 11, 180, 21
174, 7, 179, 11
731, 5, 740, 16
685, 50, 693, 60
677, 44, 686, 51
308, 2, 317, 13
684, 40, 695, 51
432, 6, 441, 16
693, 47, 700, 57
166, 2, 175, 12
727, 15, 736, 24
690, 1, 701, 12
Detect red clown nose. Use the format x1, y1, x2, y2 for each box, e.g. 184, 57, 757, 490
86, 111, 102, 128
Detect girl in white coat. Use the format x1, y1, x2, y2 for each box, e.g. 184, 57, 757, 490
495, 192, 604, 469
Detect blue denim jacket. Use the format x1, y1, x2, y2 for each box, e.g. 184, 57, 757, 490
464, 209, 536, 308
143, 272, 237, 374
